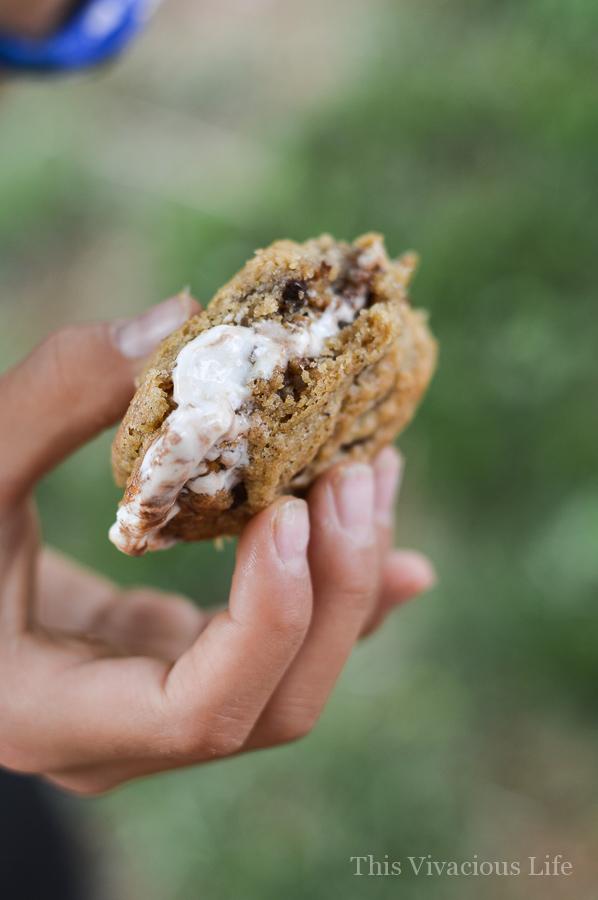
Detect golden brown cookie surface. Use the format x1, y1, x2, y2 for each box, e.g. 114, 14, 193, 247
110, 234, 437, 554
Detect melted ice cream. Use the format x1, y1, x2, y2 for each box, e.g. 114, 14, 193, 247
110, 287, 368, 554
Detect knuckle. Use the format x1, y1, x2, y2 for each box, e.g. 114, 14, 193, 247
272, 709, 320, 746
41, 325, 77, 364
202, 727, 247, 759
161, 714, 198, 759
265, 593, 312, 641
319, 562, 376, 616
336, 552, 378, 612
340, 577, 376, 613
167, 710, 249, 761
38, 327, 81, 405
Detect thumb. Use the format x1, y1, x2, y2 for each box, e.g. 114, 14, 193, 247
1, 294, 198, 508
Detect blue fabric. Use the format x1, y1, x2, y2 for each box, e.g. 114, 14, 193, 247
0, 0, 159, 72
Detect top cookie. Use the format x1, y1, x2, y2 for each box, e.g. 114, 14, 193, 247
110, 233, 437, 555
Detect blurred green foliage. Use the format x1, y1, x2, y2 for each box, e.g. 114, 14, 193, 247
1, 0, 598, 897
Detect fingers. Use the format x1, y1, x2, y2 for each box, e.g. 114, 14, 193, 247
48, 545, 437, 794
359, 446, 403, 636
160, 497, 313, 760
0, 294, 198, 507
360, 549, 437, 638
2, 494, 313, 775
247, 449, 436, 750
373, 445, 404, 548
29, 498, 312, 771
1, 445, 435, 788
361, 447, 436, 636
0, 502, 39, 634
247, 463, 379, 748
37, 549, 206, 661
92, 588, 206, 662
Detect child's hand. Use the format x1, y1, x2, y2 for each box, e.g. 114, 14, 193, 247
0, 299, 435, 794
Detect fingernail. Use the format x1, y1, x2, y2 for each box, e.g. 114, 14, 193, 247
273, 499, 310, 573
331, 463, 374, 543
112, 293, 196, 359
374, 447, 404, 526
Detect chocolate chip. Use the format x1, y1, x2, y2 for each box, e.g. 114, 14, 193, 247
281, 280, 308, 312
340, 435, 371, 451
230, 482, 248, 509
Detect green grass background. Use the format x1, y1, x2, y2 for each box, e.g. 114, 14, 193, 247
1, 0, 597, 897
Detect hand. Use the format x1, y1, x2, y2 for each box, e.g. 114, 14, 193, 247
0, 297, 436, 794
